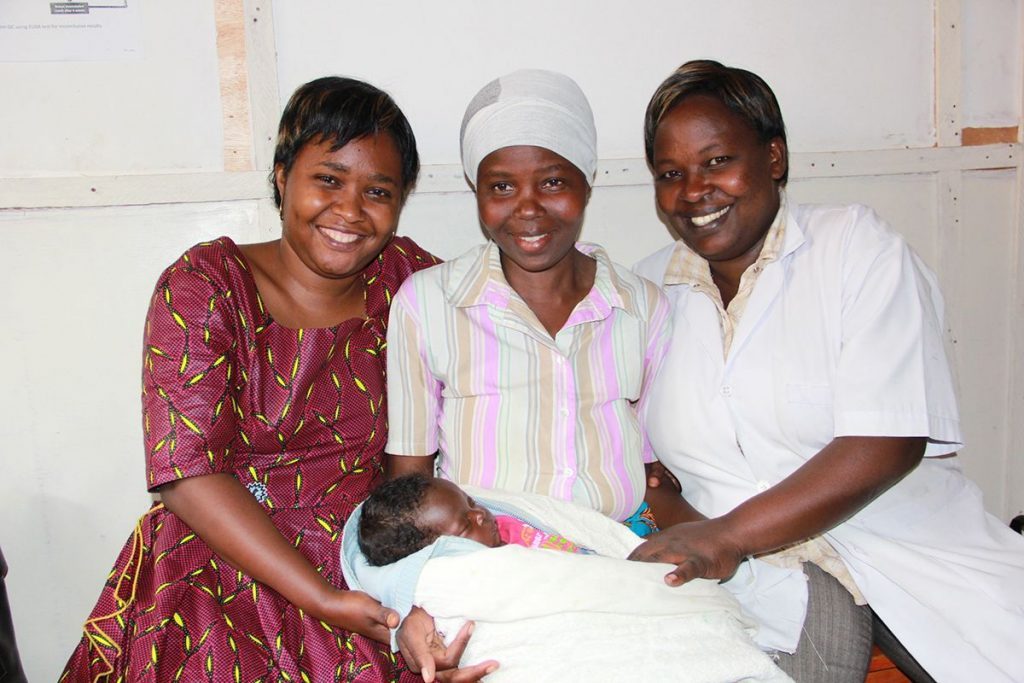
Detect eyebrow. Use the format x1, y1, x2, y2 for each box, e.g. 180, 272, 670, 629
653, 142, 725, 166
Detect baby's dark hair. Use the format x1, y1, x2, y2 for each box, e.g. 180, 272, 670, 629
358, 473, 437, 566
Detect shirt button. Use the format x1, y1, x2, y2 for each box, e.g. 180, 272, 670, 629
563, 467, 574, 475
560, 407, 569, 416
721, 385, 733, 397
756, 481, 771, 492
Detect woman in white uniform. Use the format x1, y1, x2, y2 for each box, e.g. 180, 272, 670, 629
630, 60, 1024, 683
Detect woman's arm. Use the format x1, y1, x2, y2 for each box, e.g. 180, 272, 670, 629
629, 435, 925, 584
160, 473, 398, 642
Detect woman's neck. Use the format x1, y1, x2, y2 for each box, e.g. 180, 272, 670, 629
502, 248, 596, 337
240, 240, 367, 329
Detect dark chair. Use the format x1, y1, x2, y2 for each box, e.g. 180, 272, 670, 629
0, 547, 26, 683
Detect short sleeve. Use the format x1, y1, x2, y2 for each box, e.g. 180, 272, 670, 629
832, 208, 961, 454
143, 256, 241, 490
385, 275, 442, 457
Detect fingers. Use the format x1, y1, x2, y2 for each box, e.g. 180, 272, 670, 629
381, 606, 400, 630
435, 660, 499, 683
396, 609, 436, 678
650, 461, 681, 492
402, 644, 435, 682
410, 621, 498, 683
627, 541, 664, 563
417, 656, 437, 683
442, 620, 475, 662
366, 622, 393, 645
666, 557, 701, 586
665, 569, 686, 587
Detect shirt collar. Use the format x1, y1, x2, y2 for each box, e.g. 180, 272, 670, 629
447, 241, 631, 313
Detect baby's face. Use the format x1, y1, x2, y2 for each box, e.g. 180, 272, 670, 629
418, 479, 502, 547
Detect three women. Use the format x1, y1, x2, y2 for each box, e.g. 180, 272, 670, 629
63, 60, 1024, 683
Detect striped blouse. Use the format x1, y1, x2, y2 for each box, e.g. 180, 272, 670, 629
386, 241, 671, 520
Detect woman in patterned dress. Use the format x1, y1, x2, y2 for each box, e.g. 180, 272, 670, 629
60, 77, 476, 683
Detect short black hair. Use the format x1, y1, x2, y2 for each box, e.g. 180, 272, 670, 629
270, 76, 420, 206
358, 473, 436, 566
644, 60, 788, 185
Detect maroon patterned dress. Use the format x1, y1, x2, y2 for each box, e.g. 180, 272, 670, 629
61, 236, 438, 682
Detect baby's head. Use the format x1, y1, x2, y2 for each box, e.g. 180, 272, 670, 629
358, 474, 503, 566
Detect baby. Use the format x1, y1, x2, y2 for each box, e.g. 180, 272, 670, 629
349, 477, 792, 682
358, 474, 588, 566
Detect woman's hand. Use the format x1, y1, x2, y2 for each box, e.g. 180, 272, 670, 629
319, 588, 399, 644
397, 607, 498, 682
160, 474, 396, 638
627, 518, 746, 586
632, 436, 926, 586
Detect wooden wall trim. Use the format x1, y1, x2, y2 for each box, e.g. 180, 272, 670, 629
2, 144, 1018, 210
214, 0, 254, 172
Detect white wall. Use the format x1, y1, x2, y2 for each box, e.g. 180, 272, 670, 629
0, 2, 1021, 680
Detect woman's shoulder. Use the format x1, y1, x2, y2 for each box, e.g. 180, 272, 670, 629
594, 248, 667, 304
159, 236, 251, 286
378, 235, 441, 279
153, 236, 262, 320
395, 242, 489, 297
632, 241, 678, 285
791, 202, 904, 252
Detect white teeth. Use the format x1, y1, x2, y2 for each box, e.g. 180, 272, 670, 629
519, 235, 543, 243
321, 227, 360, 243
691, 206, 729, 227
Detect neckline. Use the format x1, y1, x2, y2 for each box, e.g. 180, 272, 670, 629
222, 236, 377, 333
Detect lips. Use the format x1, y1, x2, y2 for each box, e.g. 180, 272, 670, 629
689, 205, 730, 227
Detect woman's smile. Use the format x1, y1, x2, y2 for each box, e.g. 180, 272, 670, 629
689, 205, 731, 227
510, 231, 553, 251
316, 225, 369, 247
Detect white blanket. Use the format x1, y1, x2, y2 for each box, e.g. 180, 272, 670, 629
414, 487, 792, 682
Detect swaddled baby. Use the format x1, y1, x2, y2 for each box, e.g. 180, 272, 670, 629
359, 474, 590, 564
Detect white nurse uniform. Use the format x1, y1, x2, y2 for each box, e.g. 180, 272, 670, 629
636, 202, 1024, 683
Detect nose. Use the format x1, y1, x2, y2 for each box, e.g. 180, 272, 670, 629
331, 188, 364, 222
512, 186, 543, 219
682, 169, 711, 203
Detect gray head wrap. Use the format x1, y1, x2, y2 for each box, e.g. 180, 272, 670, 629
460, 69, 598, 187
